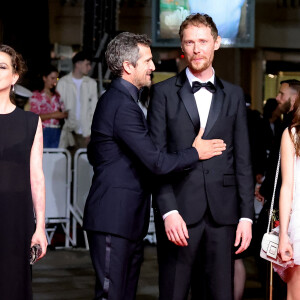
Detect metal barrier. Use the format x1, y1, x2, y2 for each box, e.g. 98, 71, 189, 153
43, 148, 74, 247
70, 149, 93, 249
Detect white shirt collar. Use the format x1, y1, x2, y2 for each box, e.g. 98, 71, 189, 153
186, 67, 215, 86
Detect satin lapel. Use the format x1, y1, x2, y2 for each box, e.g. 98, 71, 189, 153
203, 78, 225, 138
178, 80, 200, 133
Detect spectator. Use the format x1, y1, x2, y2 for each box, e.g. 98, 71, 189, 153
12, 84, 33, 110
56, 51, 98, 151
245, 94, 266, 184
262, 98, 282, 161
29, 65, 67, 148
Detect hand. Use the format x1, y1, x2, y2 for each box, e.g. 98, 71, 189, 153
31, 227, 48, 261
164, 212, 189, 246
62, 111, 68, 119
192, 128, 226, 160
52, 110, 68, 119
279, 233, 293, 262
234, 220, 252, 254
255, 189, 264, 203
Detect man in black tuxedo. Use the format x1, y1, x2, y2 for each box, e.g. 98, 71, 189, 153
147, 14, 254, 300
83, 32, 226, 300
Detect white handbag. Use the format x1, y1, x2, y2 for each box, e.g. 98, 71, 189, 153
260, 232, 284, 265
260, 152, 293, 267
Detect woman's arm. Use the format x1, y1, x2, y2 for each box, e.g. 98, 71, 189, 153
278, 128, 294, 261
40, 110, 68, 121
30, 118, 48, 259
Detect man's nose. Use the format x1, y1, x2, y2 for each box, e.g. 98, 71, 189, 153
150, 60, 155, 71
194, 42, 201, 53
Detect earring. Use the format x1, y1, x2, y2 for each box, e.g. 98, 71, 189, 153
12, 85, 15, 92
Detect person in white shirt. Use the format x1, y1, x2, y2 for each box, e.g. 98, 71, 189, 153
56, 51, 98, 151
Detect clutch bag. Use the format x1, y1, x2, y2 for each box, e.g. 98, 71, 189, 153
30, 244, 42, 265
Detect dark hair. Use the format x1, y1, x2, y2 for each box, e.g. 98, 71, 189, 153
105, 32, 151, 78
263, 98, 278, 119
280, 79, 300, 94
179, 13, 218, 41
0, 44, 27, 78
41, 65, 58, 78
72, 51, 93, 65
36, 65, 59, 92
289, 89, 300, 156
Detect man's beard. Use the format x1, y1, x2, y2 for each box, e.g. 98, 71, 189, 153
280, 98, 292, 114
189, 57, 211, 74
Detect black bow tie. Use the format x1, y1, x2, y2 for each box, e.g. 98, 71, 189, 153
191, 81, 216, 94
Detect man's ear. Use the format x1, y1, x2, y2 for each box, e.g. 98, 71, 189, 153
122, 61, 133, 75
290, 95, 297, 110
214, 36, 221, 51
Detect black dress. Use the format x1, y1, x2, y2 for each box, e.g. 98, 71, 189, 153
0, 107, 39, 300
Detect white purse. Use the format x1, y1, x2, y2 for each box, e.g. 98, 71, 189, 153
260, 152, 293, 267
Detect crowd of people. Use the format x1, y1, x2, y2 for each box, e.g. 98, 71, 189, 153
1, 11, 300, 300
13, 51, 98, 155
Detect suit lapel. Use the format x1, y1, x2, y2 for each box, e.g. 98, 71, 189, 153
177, 71, 200, 133
203, 77, 225, 138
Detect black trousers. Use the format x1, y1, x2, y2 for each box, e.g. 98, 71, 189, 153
155, 211, 236, 300
87, 231, 144, 300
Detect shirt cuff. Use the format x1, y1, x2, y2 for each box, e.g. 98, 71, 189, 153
239, 217, 253, 224
162, 210, 179, 220
163, 214, 252, 224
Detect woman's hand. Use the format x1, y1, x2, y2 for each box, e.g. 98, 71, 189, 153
279, 233, 293, 262
31, 227, 48, 261
52, 110, 68, 119
40, 110, 68, 121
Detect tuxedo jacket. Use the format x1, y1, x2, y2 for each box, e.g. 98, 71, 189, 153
148, 69, 254, 226
83, 78, 198, 241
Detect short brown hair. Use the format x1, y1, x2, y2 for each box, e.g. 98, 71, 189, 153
179, 13, 218, 41
0, 44, 27, 77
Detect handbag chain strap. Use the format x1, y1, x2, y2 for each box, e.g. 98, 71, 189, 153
266, 152, 281, 233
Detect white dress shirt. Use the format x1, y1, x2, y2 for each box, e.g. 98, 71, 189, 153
72, 77, 83, 134
186, 67, 214, 130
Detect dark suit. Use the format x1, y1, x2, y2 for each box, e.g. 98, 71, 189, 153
83, 77, 199, 300
147, 69, 254, 300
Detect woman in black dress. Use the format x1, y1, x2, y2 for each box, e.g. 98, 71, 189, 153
0, 44, 47, 299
